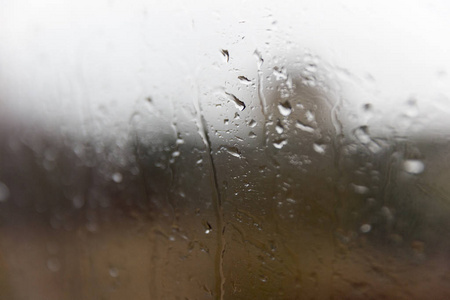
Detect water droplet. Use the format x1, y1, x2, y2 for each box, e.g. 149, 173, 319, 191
295, 121, 314, 133
220, 145, 242, 158
176, 134, 184, 145
286, 198, 296, 204
47, 258, 61, 272
172, 151, 180, 158
0, 181, 10, 202
224, 119, 229, 125
360, 224, 372, 233
221, 49, 229, 62
354, 126, 371, 144
363, 103, 373, 111
203, 221, 212, 234
273, 66, 288, 80
403, 159, 425, 174
254, 49, 264, 68
112, 172, 123, 183
109, 267, 119, 278
72, 195, 84, 209
278, 101, 292, 116
248, 119, 257, 127
238, 76, 252, 85
352, 184, 370, 194
273, 138, 288, 149
225, 92, 246, 111
249, 131, 257, 138
313, 143, 326, 154
305, 63, 317, 73
275, 120, 284, 134
305, 111, 315, 122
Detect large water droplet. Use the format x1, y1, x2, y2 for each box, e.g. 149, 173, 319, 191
295, 120, 314, 133
112, 172, 123, 183
220, 145, 242, 158
313, 143, 326, 154
203, 220, 212, 234
354, 126, 371, 144
238, 76, 252, 85
403, 159, 425, 174
221, 49, 229, 62
360, 224, 372, 233
275, 120, 284, 134
225, 92, 246, 111
109, 267, 119, 278
352, 184, 370, 194
254, 49, 264, 68
278, 101, 292, 116
273, 66, 288, 80
273, 138, 288, 149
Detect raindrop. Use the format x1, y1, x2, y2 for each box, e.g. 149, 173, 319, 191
176, 134, 184, 145
295, 121, 314, 133
249, 131, 257, 138
0, 181, 10, 202
360, 224, 372, 233
313, 143, 326, 154
238, 76, 252, 85
305, 111, 315, 122
220, 145, 242, 158
203, 221, 212, 234
225, 92, 246, 111
248, 119, 257, 127
254, 49, 264, 68
403, 159, 425, 174
305, 63, 317, 73
112, 172, 123, 183
221, 49, 229, 62
273, 138, 288, 149
47, 258, 61, 272
72, 195, 84, 209
109, 267, 119, 278
352, 184, 370, 194
273, 66, 288, 80
286, 198, 296, 204
278, 100, 292, 116
354, 126, 371, 144
363, 103, 373, 111
275, 120, 284, 134
224, 119, 229, 125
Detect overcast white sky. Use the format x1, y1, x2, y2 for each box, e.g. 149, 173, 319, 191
1, 0, 450, 138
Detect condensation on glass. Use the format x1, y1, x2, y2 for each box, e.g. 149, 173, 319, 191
1, 1, 450, 299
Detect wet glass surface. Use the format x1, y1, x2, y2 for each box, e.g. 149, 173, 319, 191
2, 1, 450, 299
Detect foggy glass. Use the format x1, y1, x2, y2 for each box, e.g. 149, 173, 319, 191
1, 1, 450, 299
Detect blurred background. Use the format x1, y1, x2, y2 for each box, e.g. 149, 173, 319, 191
1, 0, 450, 299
